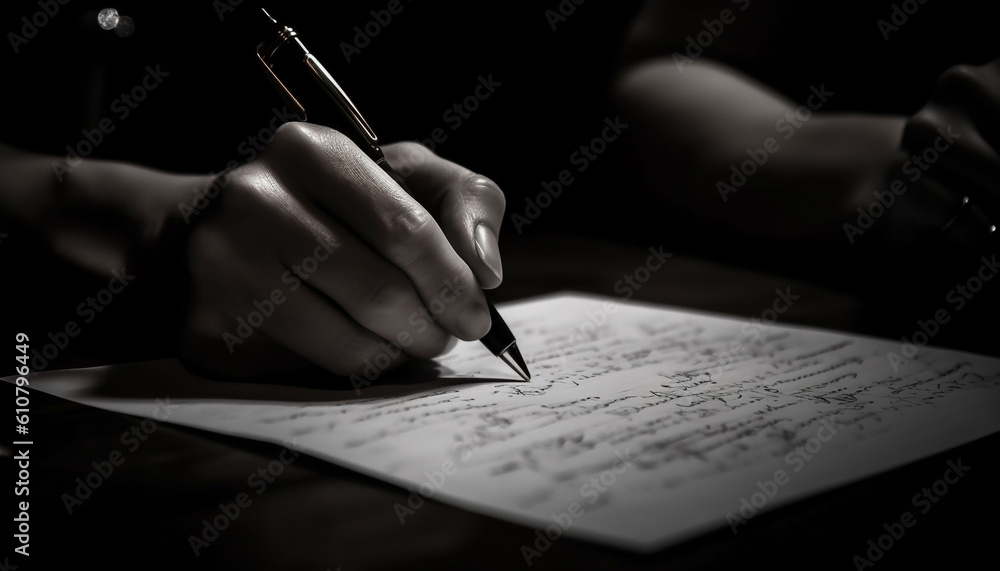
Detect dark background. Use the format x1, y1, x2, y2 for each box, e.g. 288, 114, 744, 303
6, 0, 995, 248
2, 0, 644, 239
0, 0, 645, 368
4, 0, 998, 267
4, 0, 999, 362
3, 2, 1000, 569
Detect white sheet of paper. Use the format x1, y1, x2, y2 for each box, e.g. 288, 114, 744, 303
14, 293, 1000, 552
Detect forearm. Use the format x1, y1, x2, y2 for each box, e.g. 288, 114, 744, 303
614, 59, 906, 249
0, 143, 210, 276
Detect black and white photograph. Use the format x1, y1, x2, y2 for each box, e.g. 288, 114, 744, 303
3, 1, 999, 569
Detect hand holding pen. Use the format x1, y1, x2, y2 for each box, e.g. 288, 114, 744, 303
174, 9, 528, 382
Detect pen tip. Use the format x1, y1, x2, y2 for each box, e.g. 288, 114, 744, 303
500, 344, 531, 381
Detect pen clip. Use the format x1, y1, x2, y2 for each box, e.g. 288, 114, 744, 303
303, 53, 382, 154
256, 8, 383, 158
256, 34, 307, 121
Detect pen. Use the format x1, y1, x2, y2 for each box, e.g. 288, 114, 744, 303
254, 8, 530, 381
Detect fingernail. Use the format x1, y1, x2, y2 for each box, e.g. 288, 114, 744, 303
474, 223, 503, 282
443, 336, 459, 354
457, 303, 491, 340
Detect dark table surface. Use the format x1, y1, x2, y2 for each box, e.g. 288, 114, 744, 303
7, 234, 999, 570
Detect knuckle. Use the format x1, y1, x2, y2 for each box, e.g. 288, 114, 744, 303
271, 123, 356, 165
272, 121, 312, 149
217, 188, 269, 229
225, 171, 261, 201
388, 142, 433, 177
462, 173, 506, 210
314, 129, 362, 174
320, 127, 357, 153
378, 208, 436, 265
